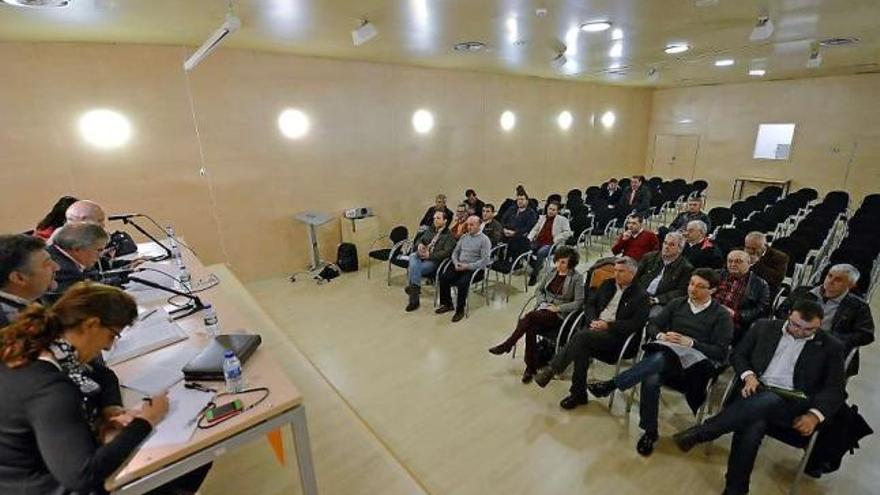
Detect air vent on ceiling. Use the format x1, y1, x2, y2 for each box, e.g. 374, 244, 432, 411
453, 41, 486, 53
819, 37, 860, 47
0, 0, 70, 6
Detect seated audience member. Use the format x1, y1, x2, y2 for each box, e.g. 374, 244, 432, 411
617, 175, 652, 220
533, 257, 649, 408
489, 246, 584, 383
419, 194, 454, 227
46, 223, 110, 299
589, 268, 734, 456
33, 195, 79, 240
682, 220, 723, 269
602, 178, 622, 206
526, 201, 573, 285
634, 232, 694, 309
669, 197, 712, 233
0, 282, 211, 495
449, 203, 469, 239
501, 192, 539, 242
0, 235, 60, 327
714, 250, 770, 344
436, 216, 492, 322
672, 300, 845, 495
464, 189, 485, 218
611, 215, 659, 262
777, 264, 874, 375
480, 203, 503, 246
744, 231, 789, 296
404, 211, 456, 312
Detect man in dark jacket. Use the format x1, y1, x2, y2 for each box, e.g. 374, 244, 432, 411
45, 223, 110, 301
682, 220, 723, 269
0, 235, 59, 328
672, 300, 846, 495
669, 197, 712, 233
589, 268, 734, 457
635, 232, 694, 309
777, 264, 874, 375
500, 192, 538, 241
602, 178, 622, 205
405, 211, 456, 311
419, 194, 454, 227
534, 256, 650, 409
714, 250, 770, 344
617, 175, 652, 221
744, 231, 789, 295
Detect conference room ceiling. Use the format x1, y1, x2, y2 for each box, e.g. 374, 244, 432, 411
1, 0, 879, 87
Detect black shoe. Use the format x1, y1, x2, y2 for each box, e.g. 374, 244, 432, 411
672, 426, 704, 453
488, 343, 512, 356
451, 311, 465, 322
404, 284, 418, 295
435, 305, 454, 314
559, 394, 589, 410
405, 291, 420, 312
534, 367, 555, 387
521, 369, 535, 384
636, 432, 658, 457
587, 380, 616, 398
528, 273, 538, 286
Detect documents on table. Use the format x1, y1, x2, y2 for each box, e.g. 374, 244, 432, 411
140, 381, 215, 449
103, 308, 188, 365
121, 345, 202, 395
124, 261, 180, 303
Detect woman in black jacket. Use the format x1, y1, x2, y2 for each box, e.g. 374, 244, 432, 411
0, 282, 168, 495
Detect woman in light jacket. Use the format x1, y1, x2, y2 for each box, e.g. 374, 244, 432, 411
526, 201, 573, 285
489, 246, 584, 383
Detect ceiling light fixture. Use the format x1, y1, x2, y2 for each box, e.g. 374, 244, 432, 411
351, 20, 378, 46
609, 41, 623, 58
749, 15, 774, 41
0, 0, 70, 6
551, 51, 568, 70
647, 66, 660, 82
580, 21, 612, 33
664, 43, 689, 54
278, 109, 310, 139
806, 45, 822, 69
611, 28, 624, 40
500, 110, 516, 131
715, 58, 735, 67
79, 109, 132, 149
453, 41, 485, 53
412, 109, 434, 134
749, 69, 766, 76
183, 14, 241, 72
819, 37, 860, 47
557, 111, 573, 130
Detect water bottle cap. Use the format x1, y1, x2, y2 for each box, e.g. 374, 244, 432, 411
224, 350, 234, 358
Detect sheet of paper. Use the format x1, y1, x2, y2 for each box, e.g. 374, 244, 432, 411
124, 262, 180, 303
652, 340, 708, 369
103, 309, 188, 365
140, 382, 215, 449
121, 346, 202, 395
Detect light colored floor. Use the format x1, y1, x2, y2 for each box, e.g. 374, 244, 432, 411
202, 243, 879, 495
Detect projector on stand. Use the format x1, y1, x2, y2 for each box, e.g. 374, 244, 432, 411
344, 207, 373, 219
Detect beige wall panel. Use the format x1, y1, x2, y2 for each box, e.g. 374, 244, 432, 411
1, 42, 650, 281
648, 74, 880, 203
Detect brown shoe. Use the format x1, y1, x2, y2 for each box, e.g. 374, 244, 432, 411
451, 311, 465, 322
435, 305, 454, 314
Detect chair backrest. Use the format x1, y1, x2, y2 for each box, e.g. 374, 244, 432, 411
389, 225, 409, 243
708, 207, 734, 228
588, 260, 617, 289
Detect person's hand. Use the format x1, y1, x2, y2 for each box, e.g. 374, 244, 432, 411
621, 231, 632, 240
135, 392, 170, 427
104, 409, 136, 430
663, 332, 694, 347
454, 262, 467, 271
547, 304, 560, 313
793, 412, 820, 436
741, 374, 760, 398
589, 320, 609, 331
503, 229, 515, 237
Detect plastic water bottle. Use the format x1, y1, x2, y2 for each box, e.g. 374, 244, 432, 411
203, 304, 219, 337
223, 351, 244, 393
166, 226, 182, 265
178, 265, 192, 292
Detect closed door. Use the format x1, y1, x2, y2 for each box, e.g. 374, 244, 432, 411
650, 134, 701, 180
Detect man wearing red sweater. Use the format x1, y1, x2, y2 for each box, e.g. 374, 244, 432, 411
612, 215, 659, 261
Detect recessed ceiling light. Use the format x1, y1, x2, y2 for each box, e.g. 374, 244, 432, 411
664, 43, 690, 54
611, 28, 624, 40
453, 41, 485, 53
0, 0, 70, 6
278, 109, 310, 139
749, 69, 766, 76
580, 21, 612, 33
715, 59, 735, 67
79, 109, 132, 149
819, 37, 860, 47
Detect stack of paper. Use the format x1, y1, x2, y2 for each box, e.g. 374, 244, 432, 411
140, 381, 215, 449
103, 309, 188, 365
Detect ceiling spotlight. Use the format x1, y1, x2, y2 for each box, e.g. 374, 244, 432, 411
609, 41, 623, 58
580, 21, 612, 33
749, 15, 774, 42
664, 43, 689, 54
715, 59, 735, 67
351, 20, 378, 46
611, 28, 624, 40
806, 45, 822, 69
453, 41, 486, 52
0, 0, 70, 6
184, 14, 241, 72
647, 66, 660, 81
749, 69, 766, 76
551, 51, 568, 70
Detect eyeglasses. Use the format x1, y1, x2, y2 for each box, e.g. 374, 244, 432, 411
105, 326, 122, 339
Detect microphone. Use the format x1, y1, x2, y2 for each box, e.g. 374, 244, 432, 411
86, 266, 142, 287
108, 213, 142, 222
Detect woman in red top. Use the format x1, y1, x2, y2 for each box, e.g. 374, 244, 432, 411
33, 196, 79, 240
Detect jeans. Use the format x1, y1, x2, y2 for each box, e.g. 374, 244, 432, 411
612, 350, 670, 434
530, 243, 553, 274
407, 256, 438, 287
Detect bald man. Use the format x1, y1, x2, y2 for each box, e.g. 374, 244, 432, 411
713, 250, 769, 344
436, 216, 491, 322
65, 199, 107, 227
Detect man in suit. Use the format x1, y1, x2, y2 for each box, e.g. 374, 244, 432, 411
46, 222, 110, 300
634, 232, 694, 311
618, 175, 652, 220
501, 192, 539, 242
744, 231, 789, 296
602, 178, 622, 206
0, 235, 59, 327
611, 214, 659, 262
682, 220, 723, 269
777, 264, 874, 375
672, 300, 846, 495
533, 256, 650, 409
714, 250, 770, 344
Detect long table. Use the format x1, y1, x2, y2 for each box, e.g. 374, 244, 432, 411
106, 243, 317, 494
730, 176, 791, 201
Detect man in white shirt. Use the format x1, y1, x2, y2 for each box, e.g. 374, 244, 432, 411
0, 235, 59, 327
672, 299, 846, 495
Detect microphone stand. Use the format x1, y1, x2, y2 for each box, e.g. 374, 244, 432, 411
127, 274, 205, 320
119, 216, 172, 262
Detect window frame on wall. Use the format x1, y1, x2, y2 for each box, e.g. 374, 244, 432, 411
753, 122, 797, 161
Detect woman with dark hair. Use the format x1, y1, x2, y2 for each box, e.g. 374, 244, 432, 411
489, 246, 585, 382
34, 195, 79, 240
0, 282, 176, 495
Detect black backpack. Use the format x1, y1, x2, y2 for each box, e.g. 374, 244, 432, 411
337, 243, 358, 272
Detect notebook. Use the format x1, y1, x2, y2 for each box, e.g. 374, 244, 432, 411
182, 333, 262, 381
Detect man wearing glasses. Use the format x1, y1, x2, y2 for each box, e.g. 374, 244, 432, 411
671, 299, 846, 495
714, 250, 770, 345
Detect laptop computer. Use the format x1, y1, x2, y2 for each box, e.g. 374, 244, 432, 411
182, 333, 262, 381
